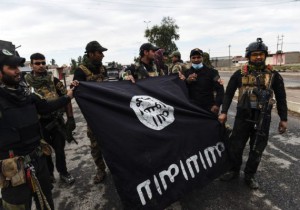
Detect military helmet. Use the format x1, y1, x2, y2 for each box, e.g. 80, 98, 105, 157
245, 38, 268, 58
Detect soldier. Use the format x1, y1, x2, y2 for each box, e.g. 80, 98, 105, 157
24, 53, 76, 185
73, 41, 108, 183
218, 38, 288, 189
0, 48, 77, 209
168, 50, 185, 75
184, 48, 224, 114
122, 43, 161, 83
202, 52, 214, 68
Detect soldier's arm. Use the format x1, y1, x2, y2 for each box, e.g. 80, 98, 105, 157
221, 70, 240, 114
272, 72, 288, 121
32, 93, 71, 115
212, 69, 224, 107
54, 77, 74, 118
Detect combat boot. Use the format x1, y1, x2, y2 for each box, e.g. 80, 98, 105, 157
244, 175, 259, 189
60, 172, 75, 185
219, 170, 239, 181
93, 170, 106, 184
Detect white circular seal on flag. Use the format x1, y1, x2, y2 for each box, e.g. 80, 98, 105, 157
130, 95, 175, 130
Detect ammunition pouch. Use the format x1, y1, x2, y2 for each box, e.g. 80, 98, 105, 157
0, 145, 47, 189
0, 157, 26, 188
237, 92, 252, 113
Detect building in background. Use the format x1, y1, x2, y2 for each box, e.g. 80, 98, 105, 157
266, 51, 300, 66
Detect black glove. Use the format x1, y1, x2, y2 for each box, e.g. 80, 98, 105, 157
66, 116, 76, 131
65, 117, 78, 144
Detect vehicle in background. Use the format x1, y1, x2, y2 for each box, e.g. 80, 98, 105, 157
107, 67, 120, 81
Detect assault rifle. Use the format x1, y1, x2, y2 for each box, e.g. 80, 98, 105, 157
251, 72, 275, 151
44, 115, 78, 144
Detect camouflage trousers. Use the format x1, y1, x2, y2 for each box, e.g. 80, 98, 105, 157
87, 126, 106, 172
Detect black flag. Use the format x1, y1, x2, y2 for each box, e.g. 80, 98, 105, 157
75, 76, 230, 210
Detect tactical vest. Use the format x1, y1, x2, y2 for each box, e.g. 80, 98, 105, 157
238, 66, 273, 108
0, 96, 40, 159
25, 74, 59, 101
79, 65, 106, 82
134, 62, 159, 79
25, 74, 65, 120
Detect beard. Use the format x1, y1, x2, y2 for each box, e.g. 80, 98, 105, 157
1, 73, 20, 87
91, 60, 103, 67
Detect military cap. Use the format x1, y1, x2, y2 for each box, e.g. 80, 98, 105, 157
170, 50, 181, 58
190, 48, 204, 57
139, 43, 160, 52
85, 41, 108, 53
0, 49, 25, 67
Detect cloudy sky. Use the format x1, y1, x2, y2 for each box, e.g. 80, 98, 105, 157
1, 0, 299, 66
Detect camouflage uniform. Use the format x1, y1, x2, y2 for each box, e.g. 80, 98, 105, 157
123, 60, 161, 80
24, 72, 74, 183
168, 61, 186, 75
73, 58, 107, 183
202, 52, 214, 68
168, 50, 186, 75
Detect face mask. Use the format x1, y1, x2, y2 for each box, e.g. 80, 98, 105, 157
192, 63, 203, 70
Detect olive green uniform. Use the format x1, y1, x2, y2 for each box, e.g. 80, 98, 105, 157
122, 60, 161, 80
73, 61, 107, 180
24, 73, 71, 179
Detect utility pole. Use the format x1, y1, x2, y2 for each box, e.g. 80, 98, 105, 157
276, 35, 279, 65
144, 20, 151, 29
228, 44, 231, 69
276, 34, 284, 66
280, 34, 284, 66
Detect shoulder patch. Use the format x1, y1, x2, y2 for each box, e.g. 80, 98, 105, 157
2, 49, 13, 56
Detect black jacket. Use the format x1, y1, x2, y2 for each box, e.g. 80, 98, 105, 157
221, 69, 288, 121
0, 85, 70, 159
184, 65, 224, 111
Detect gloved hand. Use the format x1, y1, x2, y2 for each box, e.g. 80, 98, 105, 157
65, 117, 78, 144
66, 116, 76, 131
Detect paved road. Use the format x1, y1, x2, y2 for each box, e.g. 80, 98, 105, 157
43, 76, 300, 210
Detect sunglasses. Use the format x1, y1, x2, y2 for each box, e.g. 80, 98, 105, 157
33, 61, 46, 65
